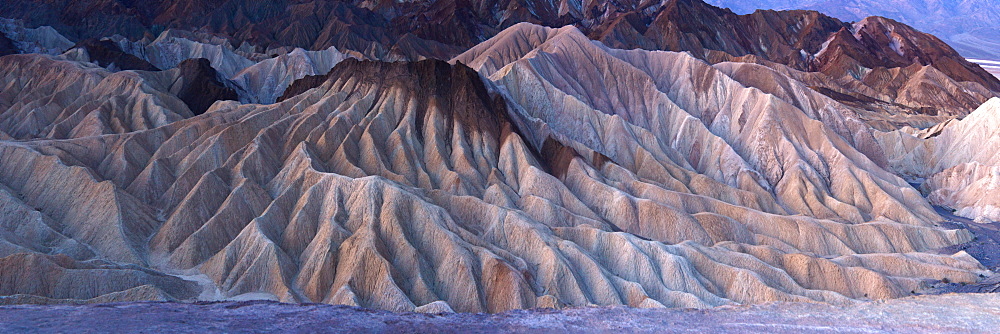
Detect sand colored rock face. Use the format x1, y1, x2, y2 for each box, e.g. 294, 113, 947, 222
875, 98, 1000, 222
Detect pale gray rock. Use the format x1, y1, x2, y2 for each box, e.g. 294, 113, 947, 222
230, 47, 351, 104
414, 300, 456, 313
0, 18, 72, 55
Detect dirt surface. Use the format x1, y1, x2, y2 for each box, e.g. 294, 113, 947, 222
936, 207, 1000, 272
2, 294, 1000, 333
932, 207, 1000, 293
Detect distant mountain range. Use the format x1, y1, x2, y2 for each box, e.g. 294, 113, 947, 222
705, 0, 1000, 59
970, 59, 1000, 79
2, 0, 996, 114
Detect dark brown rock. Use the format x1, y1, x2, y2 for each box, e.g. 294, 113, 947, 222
276, 73, 328, 103
327, 58, 514, 142
73, 38, 159, 71
175, 58, 238, 115
0, 31, 16, 56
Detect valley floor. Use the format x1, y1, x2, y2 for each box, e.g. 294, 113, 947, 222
2, 294, 999, 333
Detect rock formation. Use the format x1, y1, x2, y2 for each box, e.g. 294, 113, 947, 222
68, 38, 159, 71
171, 58, 238, 115
0, 54, 192, 139
2, 1, 996, 94
0, 17, 73, 55
876, 98, 1000, 222
0, 0, 997, 315
4, 1, 995, 116
94, 31, 354, 104
970, 59, 1000, 81
231, 47, 350, 104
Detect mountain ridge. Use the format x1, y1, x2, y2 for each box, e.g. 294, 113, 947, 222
3, 0, 995, 119
705, 0, 1000, 60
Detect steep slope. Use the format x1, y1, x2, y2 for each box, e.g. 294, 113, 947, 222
584, 1, 999, 89
923, 163, 1000, 223
819, 17, 997, 89
585, 2, 999, 117
276, 74, 330, 103
125, 30, 260, 79
0, 254, 199, 304
970, 59, 1000, 81
877, 98, 1000, 180
100, 31, 354, 104
713, 50, 997, 122
170, 58, 238, 115
0, 0, 459, 61
0, 1, 997, 315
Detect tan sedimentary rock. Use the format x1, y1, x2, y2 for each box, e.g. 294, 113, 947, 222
105, 33, 355, 105
924, 163, 1000, 222
0, 54, 193, 139
0, 23, 990, 313
876, 98, 1000, 221
456, 23, 944, 226
878, 98, 1000, 178
714, 59, 994, 129
137, 31, 258, 79
0, 253, 198, 304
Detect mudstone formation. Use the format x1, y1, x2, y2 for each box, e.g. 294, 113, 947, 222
0, 0, 998, 314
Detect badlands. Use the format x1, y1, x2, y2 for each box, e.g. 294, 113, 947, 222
0, 0, 999, 331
